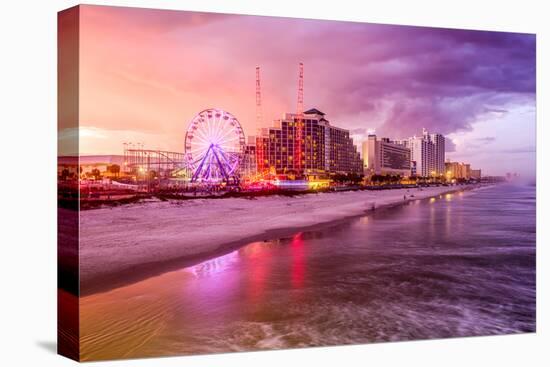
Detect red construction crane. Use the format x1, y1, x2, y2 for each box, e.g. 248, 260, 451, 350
256, 66, 262, 127
255, 66, 265, 174
294, 62, 304, 175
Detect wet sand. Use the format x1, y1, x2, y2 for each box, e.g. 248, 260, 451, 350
78, 183, 534, 361
78, 184, 488, 295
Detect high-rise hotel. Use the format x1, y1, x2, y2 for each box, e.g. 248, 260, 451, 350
395, 128, 446, 178
362, 135, 411, 177
254, 108, 363, 177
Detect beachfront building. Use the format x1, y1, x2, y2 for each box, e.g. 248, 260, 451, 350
429, 131, 446, 176
255, 128, 270, 174
240, 136, 257, 179
256, 109, 326, 175
445, 161, 461, 179
256, 108, 363, 177
396, 136, 434, 177
361, 135, 411, 177
395, 128, 445, 178
470, 169, 482, 180
445, 161, 474, 180
327, 123, 363, 175
458, 163, 471, 179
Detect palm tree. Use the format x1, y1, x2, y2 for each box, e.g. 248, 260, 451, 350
109, 164, 121, 177
91, 168, 101, 180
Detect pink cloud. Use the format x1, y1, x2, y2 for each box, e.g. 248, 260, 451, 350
76, 4, 535, 169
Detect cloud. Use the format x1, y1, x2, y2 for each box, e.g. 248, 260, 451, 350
293, 25, 536, 138
484, 108, 508, 114
500, 146, 536, 154
350, 128, 367, 135
476, 136, 496, 142
77, 5, 536, 156
445, 138, 457, 152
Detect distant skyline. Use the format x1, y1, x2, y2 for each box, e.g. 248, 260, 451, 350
59, 5, 536, 177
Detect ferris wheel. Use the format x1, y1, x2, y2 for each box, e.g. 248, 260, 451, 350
184, 108, 246, 182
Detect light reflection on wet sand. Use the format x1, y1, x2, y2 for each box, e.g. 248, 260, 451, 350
80, 184, 535, 361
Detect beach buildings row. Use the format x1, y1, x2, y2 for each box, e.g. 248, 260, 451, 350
361, 128, 446, 178
245, 114, 467, 180
248, 108, 363, 177
445, 161, 482, 180
64, 111, 481, 183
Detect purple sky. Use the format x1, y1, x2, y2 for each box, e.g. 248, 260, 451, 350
73, 6, 536, 177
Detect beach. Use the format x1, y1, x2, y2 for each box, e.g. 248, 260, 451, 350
77, 184, 486, 295
77, 183, 535, 360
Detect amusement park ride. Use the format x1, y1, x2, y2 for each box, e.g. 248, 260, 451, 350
124, 108, 247, 185
182, 63, 305, 184
124, 63, 306, 186
184, 108, 246, 183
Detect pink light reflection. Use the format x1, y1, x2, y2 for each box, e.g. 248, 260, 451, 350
243, 242, 272, 305
291, 232, 306, 289
188, 250, 239, 279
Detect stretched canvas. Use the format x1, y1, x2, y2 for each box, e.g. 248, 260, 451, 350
58, 4, 536, 362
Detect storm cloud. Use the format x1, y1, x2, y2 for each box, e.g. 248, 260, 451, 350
77, 5, 536, 173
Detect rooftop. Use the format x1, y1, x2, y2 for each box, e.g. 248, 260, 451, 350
304, 108, 325, 116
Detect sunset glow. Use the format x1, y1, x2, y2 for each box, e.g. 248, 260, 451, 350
63, 5, 535, 177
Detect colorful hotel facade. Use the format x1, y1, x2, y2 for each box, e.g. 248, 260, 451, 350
254, 108, 363, 177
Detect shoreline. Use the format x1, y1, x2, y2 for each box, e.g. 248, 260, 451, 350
76, 183, 491, 296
